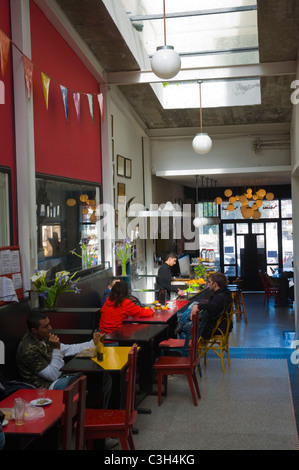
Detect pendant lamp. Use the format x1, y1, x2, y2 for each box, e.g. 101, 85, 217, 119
151, 0, 181, 79
192, 81, 212, 155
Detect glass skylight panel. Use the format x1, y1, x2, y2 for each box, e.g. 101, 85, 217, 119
120, 0, 260, 109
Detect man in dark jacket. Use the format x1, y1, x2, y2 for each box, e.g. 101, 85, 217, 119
156, 253, 184, 301
176, 272, 232, 340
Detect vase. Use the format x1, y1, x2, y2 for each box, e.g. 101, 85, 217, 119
121, 262, 127, 276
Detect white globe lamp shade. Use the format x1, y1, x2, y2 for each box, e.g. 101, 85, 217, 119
151, 46, 181, 79
192, 133, 212, 155
193, 217, 201, 228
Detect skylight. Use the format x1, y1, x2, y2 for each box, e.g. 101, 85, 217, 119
120, 0, 260, 109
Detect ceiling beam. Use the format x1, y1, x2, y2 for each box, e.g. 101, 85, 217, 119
107, 61, 297, 85
129, 5, 257, 22
155, 166, 292, 178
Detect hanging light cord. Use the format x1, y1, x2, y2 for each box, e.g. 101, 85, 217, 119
163, 0, 167, 46
199, 81, 203, 133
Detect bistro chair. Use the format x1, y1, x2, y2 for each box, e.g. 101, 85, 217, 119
61, 375, 87, 450
231, 289, 247, 324
258, 271, 280, 305
84, 343, 138, 450
153, 311, 201, 406
158, 322, 202, 377
198, 302, 234, 373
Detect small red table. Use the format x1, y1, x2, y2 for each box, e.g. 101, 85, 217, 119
0, 389, 64, 437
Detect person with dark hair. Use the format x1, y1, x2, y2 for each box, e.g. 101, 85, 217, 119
16, 311, 111, 401
99, 281, 154, 333
100, 277, 120, 307
176, 272, 232, 340
156, 253, 184, 301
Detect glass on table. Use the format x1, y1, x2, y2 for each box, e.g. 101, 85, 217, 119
14, 398, 25, 426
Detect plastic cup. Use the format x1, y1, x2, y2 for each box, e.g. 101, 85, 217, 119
36, 388, 47, 405
14, 398, 25, 426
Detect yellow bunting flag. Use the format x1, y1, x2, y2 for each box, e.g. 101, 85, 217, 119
23, 56, 33, 100
0, 30, 10, 77
41, 72, 50, 109
97, 93, 104, 122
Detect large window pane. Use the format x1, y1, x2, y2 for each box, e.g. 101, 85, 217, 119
266, 222, 278, 265
281, 199, 292, 218
36, 177, 102, 280
282, 219, 293, 272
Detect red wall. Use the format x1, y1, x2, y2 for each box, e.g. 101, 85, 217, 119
30, 1, 102, 183
0, 0, 17, 244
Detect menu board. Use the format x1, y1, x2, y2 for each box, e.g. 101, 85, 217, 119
0, 246, 23, 305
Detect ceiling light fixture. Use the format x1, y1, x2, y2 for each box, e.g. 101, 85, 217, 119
192, 81, 212, 155
151, 0, 181, 79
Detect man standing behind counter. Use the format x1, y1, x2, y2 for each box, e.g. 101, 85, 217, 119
157, 253, 184, 302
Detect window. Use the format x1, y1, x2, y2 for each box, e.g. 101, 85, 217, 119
36, 177, 102, 280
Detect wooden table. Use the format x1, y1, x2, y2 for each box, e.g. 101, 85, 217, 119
0, 389, 64, 449
61, 346, 133, 409
105, 324, 168, 393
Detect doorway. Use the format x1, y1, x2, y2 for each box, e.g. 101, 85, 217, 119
222, 221, 282, 290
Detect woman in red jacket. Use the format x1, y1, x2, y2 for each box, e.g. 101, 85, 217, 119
99, 280, 154, 333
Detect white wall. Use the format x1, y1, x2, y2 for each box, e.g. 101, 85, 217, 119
151, 134, 291, 174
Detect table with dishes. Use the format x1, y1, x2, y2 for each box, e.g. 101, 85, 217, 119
0, 389, 64, 449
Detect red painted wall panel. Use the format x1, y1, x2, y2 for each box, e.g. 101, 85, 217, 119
0, 0, 18, 244
30, 1, 102, 183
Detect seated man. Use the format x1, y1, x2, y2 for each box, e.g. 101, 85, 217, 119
176, 272, 232, 340
156, 253, 184, 302
100, 278, 120, 307
16, 311, 111, 408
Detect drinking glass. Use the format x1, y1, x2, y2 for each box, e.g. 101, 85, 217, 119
14, 398, 25, 426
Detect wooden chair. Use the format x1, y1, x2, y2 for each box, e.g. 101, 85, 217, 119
153, 311, 201, 406
198, 302, 234, 373
259, 271, 280, 305
84, 344, 138, 450
158, 322, 202, 377
61, 375, 87, 450
231, 289, 247, 324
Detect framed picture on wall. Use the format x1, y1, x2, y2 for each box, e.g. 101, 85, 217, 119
118, 182, 126, 197
117, 155, 125, 177
125, 158, 132, 178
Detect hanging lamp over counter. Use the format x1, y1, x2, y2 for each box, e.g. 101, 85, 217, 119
192, 81, 212, 155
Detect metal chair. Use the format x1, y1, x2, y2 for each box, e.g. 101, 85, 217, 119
198, 302, 234, 373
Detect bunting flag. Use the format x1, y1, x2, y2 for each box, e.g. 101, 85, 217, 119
73, 92, 80, 122
87, 94, 94, 122
97, 93, 104, 122
41, 72, 50, 109
23, 56, 33, 100
0, 30, 10, 77
60, 85, 68, 120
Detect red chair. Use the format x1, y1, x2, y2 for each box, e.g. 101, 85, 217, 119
259, 271, 280, 305
153, 311, 201, 406
84, 344, 138, 450
158, 321, 202, 377
61, 375, 87, 450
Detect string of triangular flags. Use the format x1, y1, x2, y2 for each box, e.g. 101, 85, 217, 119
0, 28, 105, 123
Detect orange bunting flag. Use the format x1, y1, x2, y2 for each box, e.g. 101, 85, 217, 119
23, 56, 33, 100
0, 30, 10, 77
41, 72, 50, 109
97, 93, 104, 122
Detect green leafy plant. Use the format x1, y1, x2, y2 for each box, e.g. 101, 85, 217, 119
31, 269, 80, 310
71, 238, 97, 269
115, 238, 134, 276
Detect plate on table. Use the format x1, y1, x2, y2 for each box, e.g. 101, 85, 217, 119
30, 398, 52, 407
